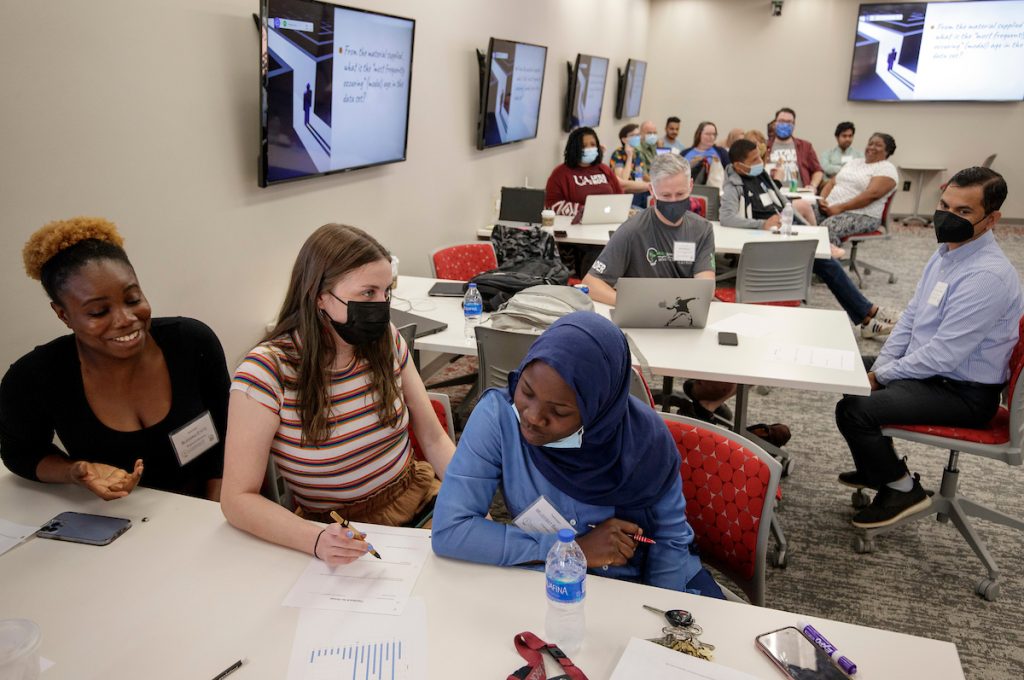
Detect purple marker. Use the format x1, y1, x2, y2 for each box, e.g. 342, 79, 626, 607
797, 620, 857, 676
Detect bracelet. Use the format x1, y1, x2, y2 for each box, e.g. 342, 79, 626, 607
313, 528, 326, 559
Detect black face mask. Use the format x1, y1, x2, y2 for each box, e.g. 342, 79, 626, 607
933, 209, 985, 244
655, 197, 690, 224
327, 295, 390, 346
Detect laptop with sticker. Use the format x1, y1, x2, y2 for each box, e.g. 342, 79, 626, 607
610, 278, 714, 329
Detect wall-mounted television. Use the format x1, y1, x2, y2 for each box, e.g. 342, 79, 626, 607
564, 54, 609, 132
259, 0, 415, 186
615, 59, 647, 119
848, 1, 1024, 102
477, 38, 548, 149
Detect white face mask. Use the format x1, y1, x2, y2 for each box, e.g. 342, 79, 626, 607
512, 403, 584, 449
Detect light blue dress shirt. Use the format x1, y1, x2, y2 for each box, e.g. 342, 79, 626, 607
431, 390, 703, 592
873, 230, 1023, 385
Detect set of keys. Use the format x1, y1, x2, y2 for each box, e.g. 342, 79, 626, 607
642, 605, 715, 661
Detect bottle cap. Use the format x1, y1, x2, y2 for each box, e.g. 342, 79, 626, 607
557, 528, 575, 542
467, 283, 477, 288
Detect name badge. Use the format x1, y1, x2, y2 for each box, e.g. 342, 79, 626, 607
168, 411, 219, 467
673, 241, 696, 263
512, 495, 574, 535
927, 281, 948, 307
758, 192, 773, 207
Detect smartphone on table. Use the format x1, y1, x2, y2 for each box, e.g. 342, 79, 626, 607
755, 626, 848, 679
36, 512, 132, 546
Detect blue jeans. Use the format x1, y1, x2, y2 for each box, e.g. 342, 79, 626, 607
686, 566, 726, 599
813, 258, 872, 323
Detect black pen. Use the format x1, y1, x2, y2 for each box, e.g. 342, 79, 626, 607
211, 659, 243, 680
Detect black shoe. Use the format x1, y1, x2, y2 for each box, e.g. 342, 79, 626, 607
851, 474, 931, 528
838, 470, 879, 490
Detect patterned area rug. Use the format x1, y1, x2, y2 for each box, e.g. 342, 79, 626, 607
427, 224, 1024, 679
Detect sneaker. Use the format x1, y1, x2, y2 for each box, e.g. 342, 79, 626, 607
874, 306, 902, 326
838, 470, 878, 490
851, 474, 931, 528
860, 317, 895, 339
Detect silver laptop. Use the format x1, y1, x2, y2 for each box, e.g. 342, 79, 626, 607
611, 278, 714, 329
580, 193, 632, 225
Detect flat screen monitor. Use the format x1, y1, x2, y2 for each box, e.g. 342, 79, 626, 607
848, 1, 1024, 102
478, 38, 548, 149
617, 59, 647, 118
565, 53, 609, 131
259, 0, 415, 186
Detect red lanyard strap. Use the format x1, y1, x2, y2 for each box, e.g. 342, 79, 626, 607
508, 632, 589, 680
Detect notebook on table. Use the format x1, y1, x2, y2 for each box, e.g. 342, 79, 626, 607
610, 278, 714, 329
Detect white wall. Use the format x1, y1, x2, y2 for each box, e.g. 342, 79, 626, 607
644, 0, 1023, 219
0, 0, 649, 371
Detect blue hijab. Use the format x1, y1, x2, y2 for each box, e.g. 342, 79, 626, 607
506, 312, 680, 515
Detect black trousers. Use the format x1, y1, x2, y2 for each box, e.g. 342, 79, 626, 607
835, 377, 1003, 487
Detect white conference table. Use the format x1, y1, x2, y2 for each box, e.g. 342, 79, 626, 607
476, 219, 831, 260
0, 472, 966, 679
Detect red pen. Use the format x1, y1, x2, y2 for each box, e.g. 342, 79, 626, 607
587, 523, 656, 545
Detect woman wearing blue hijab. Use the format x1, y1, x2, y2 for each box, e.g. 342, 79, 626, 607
432, 312, 722, 597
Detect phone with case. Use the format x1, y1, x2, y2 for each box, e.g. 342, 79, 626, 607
755, 626, 848, 679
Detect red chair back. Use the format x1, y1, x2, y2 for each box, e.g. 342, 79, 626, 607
408, 397, 452, 462
431, 243, 498, 281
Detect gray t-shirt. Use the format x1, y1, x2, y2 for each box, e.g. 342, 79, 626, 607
588, 207, 715, 285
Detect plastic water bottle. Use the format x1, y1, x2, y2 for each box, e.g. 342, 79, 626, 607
545, 528, 586, 655
780, 203, 794, 236
463, 283, 482, 340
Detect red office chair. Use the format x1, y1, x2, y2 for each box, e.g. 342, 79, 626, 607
407, 392, 456, 463
853, 316, 1024, 601
429, 243, 498, 281
841, 193, 897, 288
663, 413, 783, 606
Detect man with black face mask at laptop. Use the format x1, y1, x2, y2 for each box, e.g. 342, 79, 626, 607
835, 167, 1023, 529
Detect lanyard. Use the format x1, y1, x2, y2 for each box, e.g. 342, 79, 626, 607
507, 632, 589, 680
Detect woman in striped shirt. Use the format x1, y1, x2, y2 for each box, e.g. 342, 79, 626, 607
221, 224, 455, 566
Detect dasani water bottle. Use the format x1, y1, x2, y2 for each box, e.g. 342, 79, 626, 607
463, 283, 482, 340
545, 528, 586, 655
780, 203, 794, 236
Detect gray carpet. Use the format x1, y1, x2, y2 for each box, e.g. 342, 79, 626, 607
431, 224, 1024, 680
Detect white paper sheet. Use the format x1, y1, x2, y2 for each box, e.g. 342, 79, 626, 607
765, 344, 857, 371
708, 313, 778, 338
282, 524, 430, 615
512, 495, 573, 534
286, 597, 427, 680
0, 519, 38, 557
610, 638, 761, 680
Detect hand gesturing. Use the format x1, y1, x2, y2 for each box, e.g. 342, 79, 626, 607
69, 459, 144, 500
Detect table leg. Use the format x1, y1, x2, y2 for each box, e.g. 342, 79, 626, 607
733, 384, 749, 432
661, 377, 675, 413
903, 170, 931, 226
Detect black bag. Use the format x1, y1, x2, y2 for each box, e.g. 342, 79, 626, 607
469, 259, 570, 312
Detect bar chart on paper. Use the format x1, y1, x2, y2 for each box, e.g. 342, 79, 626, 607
306, 640, 410, 680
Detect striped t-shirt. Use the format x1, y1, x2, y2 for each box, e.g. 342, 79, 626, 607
230, 327, 411, 510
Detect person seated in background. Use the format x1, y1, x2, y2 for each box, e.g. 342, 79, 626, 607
816, 132, 898, 246
836, 167, 1023, 528
821, 121, 863, 180
767, 107, 823, 191
432, 312, 724, 598
545, 126, 621, 224
638, 120, 661, 167
721, 140, 902, 339
724, 127, 746, 150
221, 224, 455, 566
1, 218, 228, 500
659, 116, 685, 153
681, 121, 731, 178
582, 154, 739, 424
609, 123, 651, 208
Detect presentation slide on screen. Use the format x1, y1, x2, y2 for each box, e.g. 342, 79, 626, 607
849, 1, 1024, 101
482, 40, 547, 147
264, 1, 413, 183
623, 60, 646, 117
571, 55, 608, 128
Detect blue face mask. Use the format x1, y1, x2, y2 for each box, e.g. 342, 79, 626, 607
512, 403, 584, 449
581, 147, 599, 165
747, 163, 765, 176
627, 135, 641, 149
775, 122, 794, 139
644, 133, 659, 146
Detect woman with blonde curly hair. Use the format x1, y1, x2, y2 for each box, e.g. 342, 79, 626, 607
1, 218, 229, 500
221, 224, 455, 566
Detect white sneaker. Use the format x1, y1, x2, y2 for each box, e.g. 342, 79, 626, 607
874, 307, 902, 325
861, 317, 894, 339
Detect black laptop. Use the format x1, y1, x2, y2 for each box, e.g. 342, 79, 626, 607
391, 309, 448, 338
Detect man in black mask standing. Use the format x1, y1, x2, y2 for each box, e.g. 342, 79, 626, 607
836, 167, 1023, 528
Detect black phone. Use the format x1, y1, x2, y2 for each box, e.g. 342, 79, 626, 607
718, 331, 739, 346
36, 511, 131, 546
554, 229, 568, 238
755, 627, 848, 679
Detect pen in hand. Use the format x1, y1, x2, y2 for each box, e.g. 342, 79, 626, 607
329, 511, 382, 559
586, 523, 656, 545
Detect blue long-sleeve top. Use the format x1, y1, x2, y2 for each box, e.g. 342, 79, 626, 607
431, 390, 703, 592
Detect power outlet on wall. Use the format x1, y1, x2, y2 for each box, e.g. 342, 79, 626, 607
903, 180, 912, 191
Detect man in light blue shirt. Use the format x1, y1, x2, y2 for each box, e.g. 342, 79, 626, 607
820, 121, 864, 180
835, 167, 1023, 528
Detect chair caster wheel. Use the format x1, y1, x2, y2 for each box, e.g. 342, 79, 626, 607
782, 457, 795, 477
754, 385, 771, 396
851, 490, 871, 509
769, 549, 788, 569
936, 512, 949, 524
853, 536, 874, 554
864, 266, 873, 275
888, 274, 897, 284
975, 578, 1000, 601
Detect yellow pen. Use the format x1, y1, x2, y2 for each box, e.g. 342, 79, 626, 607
329, 511, 382, 559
